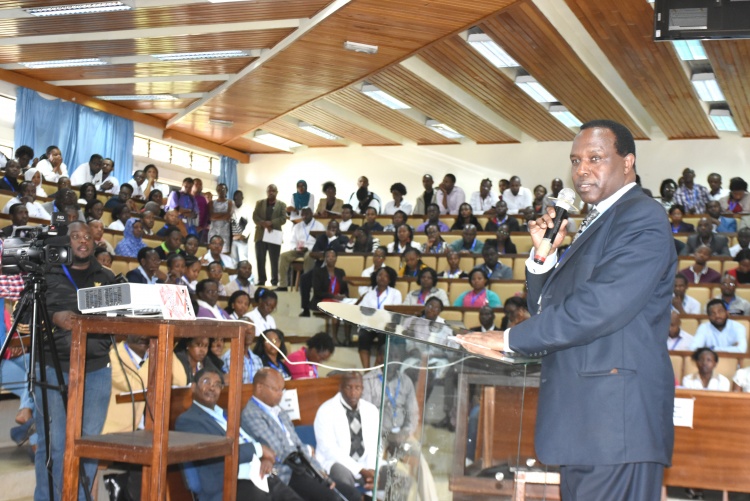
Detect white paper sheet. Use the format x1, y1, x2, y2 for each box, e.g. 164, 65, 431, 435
673, 397, 695, 428
262, 228, 283, 246
279, 388, 301, 421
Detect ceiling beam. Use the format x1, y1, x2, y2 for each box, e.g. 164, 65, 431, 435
47, 75, 232, 86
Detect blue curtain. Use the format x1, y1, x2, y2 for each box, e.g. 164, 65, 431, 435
218, 155, 238, 198
15, 87, 134, 185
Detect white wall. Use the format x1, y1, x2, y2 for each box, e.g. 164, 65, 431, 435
240, 134, 750, 209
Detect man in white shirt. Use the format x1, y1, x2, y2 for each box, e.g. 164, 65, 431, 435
667, 311, 694, 351
707, 173, 730, 202
125, 170, 145, 200
469, 178, 496, 215
3, 181, 51, 220
97, 157, 119, 194
671, 273, 701, 315
435, 173, 465, 215
69, 154, 103, 187
502, 176, 534, 215
231, 190, 253, 263
691, 299, 748, 353
314, 373, 378, 494
347, 176, 382, 212
714, 273, 750, 316
277, 207, 325, 290
200, 235, 237, 269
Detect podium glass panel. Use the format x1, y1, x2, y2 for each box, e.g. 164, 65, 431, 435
319, 303, 557, 501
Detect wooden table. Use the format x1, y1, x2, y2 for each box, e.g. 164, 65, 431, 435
62, 316, 247, 501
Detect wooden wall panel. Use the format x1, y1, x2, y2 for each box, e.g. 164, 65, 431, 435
703, 40, 750, 137
291, 104, 400, 146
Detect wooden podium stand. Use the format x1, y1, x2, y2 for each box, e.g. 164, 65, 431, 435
62, 316, 247, 501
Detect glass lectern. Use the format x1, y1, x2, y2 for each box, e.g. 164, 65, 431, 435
319, 303, 559, 501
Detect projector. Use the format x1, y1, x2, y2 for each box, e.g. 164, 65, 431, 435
78, 283, 167, 315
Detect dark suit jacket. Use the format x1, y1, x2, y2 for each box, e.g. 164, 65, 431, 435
484, 216, 520, 233
509, 186, 676, 467
680, 233, 731, 256
1, 224, 16, 238
311, 267, 349, 308
174, 403, 259, 501
252, 199, 287, 243
125, 268, 164, 285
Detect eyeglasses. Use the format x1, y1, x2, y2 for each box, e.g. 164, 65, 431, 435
69, 233, 93, 242
198, 378, 224, 390
721, 282, 737, 288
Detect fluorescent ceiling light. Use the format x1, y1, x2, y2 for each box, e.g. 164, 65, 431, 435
97, 94, 177, 101
672, 40, 707, 61
343, 41, 378, 54
152, 50, 249, 62
20, 58, 108, 69
209, 119, 234, 127
361, 84, 410, 110
426, 119, 463, 140
298, 122, 339, 140
515, 75, 556, 103
25, 1, 132, 16
467, 33, 519, 68
709, 109, 738, 132
252, 131, 302, 152
691, 73, 725, 102
549, 105, 582, 128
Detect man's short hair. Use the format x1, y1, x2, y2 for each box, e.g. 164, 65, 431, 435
580, 120, 635, 158
729, 177, 748, 192
341, 204, 353, 211
120, 183, 134, 194
209, 235, 224, 245
89, 154, 103, 163
137, 247, 156, 263
194, 366, 224, 386
445, 173, 456, 183
167, 227, 183, 238
706, 298, 727, 315
15, 145, 33, 159
8, 203, 26, 216
196, 279, 219, 295
674, 273, 688, 285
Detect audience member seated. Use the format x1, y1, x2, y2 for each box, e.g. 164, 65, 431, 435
224, 291, 251, 321
157, 209, 187, 237
502, 176, 533, 215
353, 185, 381, 215
242, 369, 361, 501
0, 159, 21, 192
413, 174, 435, 215
419, 224, 447, 254
153, 227, 184, 261
315, 181, 344, 217
184, 233, 200, 256
140, 164, 171, 203
174, 336, 221, 383
307, 219, 349, 270
383, 182, 412, 215
24, 167, 46, 197
183, 255, 201, 292
124, 169, 145, 200
420, 296, 445, 323
36, 145, 67, 182
3, 181, 51, 220
360, 206, 383, 233
358, 267, 402, 367
542, 178, 564, 211
382, 210, 409, 232
175, 367, 296, 501
1, 203, 28, 237
531, 184, 547, 216
398, 247, 426, 278
435, 173, 465, 215
719, 177, 750, 213
125, 248, 165, 284
453, 269, 501, 308
656, 179, 678, 212
387, 224, 419, 254
667, 311, 694, 351
403, 267, 449, 306
705, 200, 736, 233
681, 348, 730, 391
413, 203, 447, 233
359, 246, 387, 296
438, 249, 468, 279
140, 210, 156, 236
221, 322, 262, 384
519, 207, 537, 232
84, 199, 104, 223
314, 372, 378, 496
286, 332, 335, 380
732, 365, 750, 392
674, 168, 710, 214
247, 289, 278, 333
347, 176, 381, 211
201, 235, 237, 269
345, 227, 377, 254
728, 250, 750, 284
164, 253, 187, 285
470, 178, 496, 215
474, 243, 513, 279
470, 305, 499, 332
730, 228, 750, 258
78, 184, 98, 210
449, 224, 484, 254
679, 245, 722, 284
338, 204, 358, 232
672, 273, 701, 315
253, 328, 291, 380
691, 299, 747, 353
503, 296, 530, 328
13, 145, 33, 172
104, 183, 135, 211
707, 172, 729, 201
147, 189, 166, 215
69, 154, 103, 187
94, 248, 113, 269
97, 157, 119, 194
196, 279, 230, 319
208, 261, 228, 296
108, 204, 131, 231
668, 204, 694, 234
226, 260, 256, 297
451, 202, 482, 231
682, 218, 730, 256
484, 200, 520, 233
714, 273, 750, 316
285, 180, 315, 222
311, 249, 350, 312
115, 218, 147, 258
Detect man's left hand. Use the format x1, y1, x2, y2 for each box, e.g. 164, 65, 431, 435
455, 331, 506, 359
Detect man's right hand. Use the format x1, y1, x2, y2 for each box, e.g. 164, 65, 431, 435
528, 206, 568, 254
360, 468, 375, 489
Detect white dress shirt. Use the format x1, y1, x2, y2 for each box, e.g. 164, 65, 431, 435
69, 162, 103, 187
502, 187, 534, 215
383, 200, 413, 216
246, 307, 276, 333
667, 331, 694, 351
435, 186, 466, 215
98, 174, 120, 195
290, 218, 325, 251
672, 294, 701, 315
36, 159, 68, 183
469, 191, 497, 214
2, 198, 51, 220
359, 287, 402, 309
691, 319, 748, 353
681, 372, 730, 391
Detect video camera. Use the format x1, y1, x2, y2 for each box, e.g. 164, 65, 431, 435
1, 213, 72, 275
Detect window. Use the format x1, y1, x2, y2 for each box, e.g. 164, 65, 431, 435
132, 134, 219, 174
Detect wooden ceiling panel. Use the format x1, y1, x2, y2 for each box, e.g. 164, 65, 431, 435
15, 60, 255, 81
0, 0, 332, 37
419, 36, 574, 142
703, 40, 750, 137
0, 30, 293, 64
112, 99, 200, 111
224, 136, 290, 154
290, 104, 400, 146
261, 120, 345, 148
479, 2, 647, 139
564, 0, 716, 139
168, 0, 519, 143
369, 65, 517, 144
325, 88, 458, 145
65, 81, 220, 96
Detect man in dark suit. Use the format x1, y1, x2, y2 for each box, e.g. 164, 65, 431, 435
1, 203, 29, 238
680, 217, 731, 256
175, 367, 301, 501
253, 184, 287, 286
125, 248, 165, 284
459, 120, 676, 500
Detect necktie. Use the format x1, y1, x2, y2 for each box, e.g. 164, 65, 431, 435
345, 404, 365, 460
572, 208, 600, 243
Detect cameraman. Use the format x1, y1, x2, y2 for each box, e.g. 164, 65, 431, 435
35, 221, 115, 500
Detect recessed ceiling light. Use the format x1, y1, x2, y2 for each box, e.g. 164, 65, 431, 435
672, 40, 707, 61
549, 105, 582, 128
209, 119, 235, 127
152, 50, 249, 62
252, 131, 302, 152
709, 108, 738, 132
25, 1, 133, 17
361, 84, 410, 110
97, 95, 177, 101
20, 58, 108, 69
515, 75, 556, 103
343, 41, 378, 54
691, 73, 725, 102
298, 122, 339, 140
425, 119, 463, 139
467, 32, 519, 68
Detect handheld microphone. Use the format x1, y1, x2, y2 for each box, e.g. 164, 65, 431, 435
533, 188, 577, 265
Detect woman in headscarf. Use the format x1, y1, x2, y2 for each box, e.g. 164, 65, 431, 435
24, 167, 47, 197
114, 218, 147, 258
286, 180, 315, 222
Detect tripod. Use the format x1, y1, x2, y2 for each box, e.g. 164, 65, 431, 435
0, 271, 69, 501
